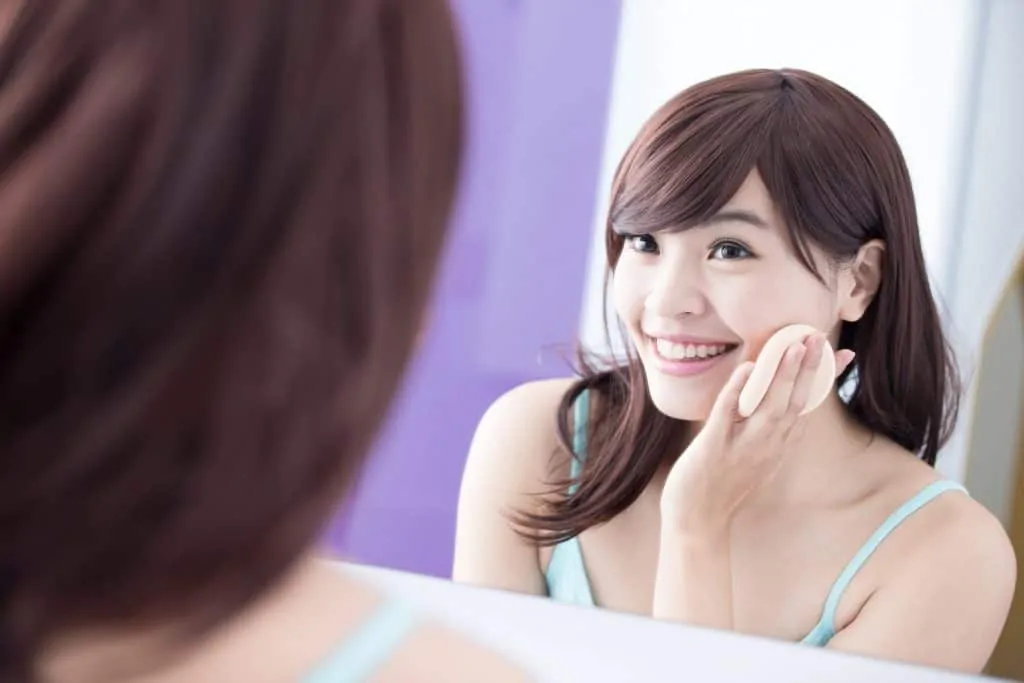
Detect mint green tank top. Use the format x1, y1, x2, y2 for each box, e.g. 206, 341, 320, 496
303, 600, 418, 683
544, 390, 969, 647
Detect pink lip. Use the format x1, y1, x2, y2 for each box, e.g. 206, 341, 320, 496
649, 340, 738, 377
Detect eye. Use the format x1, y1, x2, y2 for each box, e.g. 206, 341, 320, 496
709, 240, 753, 260
625, 234, 659, 254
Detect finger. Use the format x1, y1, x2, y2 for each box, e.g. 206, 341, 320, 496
707, 361, 756, 429
835, 349, 856, 377
787, 334, 826, 415
757, 341, 806, 420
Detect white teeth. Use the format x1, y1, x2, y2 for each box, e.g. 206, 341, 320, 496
654, 339, 730, 361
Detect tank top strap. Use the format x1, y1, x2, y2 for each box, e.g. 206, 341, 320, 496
568, 388, 590, 492
545, 388, 597, 607
810, 480, 969, 642
303, 599, 419, 683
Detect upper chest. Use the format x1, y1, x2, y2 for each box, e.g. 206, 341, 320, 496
540, 482, 924, 642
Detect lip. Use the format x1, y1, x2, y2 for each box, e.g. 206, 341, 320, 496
647, 336, 739, 377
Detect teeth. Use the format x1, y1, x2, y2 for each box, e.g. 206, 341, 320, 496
654, 339, 730, 361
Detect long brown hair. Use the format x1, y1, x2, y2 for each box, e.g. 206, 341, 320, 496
517, 68, 960, 545
0, 0, 462, 679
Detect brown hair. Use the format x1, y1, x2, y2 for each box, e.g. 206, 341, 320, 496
0, 0, 462, 679
517, 68, 960, 545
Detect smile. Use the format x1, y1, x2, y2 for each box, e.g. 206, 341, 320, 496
647, 337, 739, 376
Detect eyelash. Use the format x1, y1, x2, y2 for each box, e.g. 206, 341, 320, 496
709, 240, 754, 260
623, 234, 755, 260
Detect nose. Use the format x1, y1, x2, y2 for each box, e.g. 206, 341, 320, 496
644, 260, 707, 318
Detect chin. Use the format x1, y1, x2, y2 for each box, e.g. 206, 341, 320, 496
643, 367, 718, 422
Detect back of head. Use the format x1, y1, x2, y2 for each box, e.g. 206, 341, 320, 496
0, 0, 462, 678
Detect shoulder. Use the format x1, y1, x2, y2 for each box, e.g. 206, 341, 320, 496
879, 460, 1016, 653
464, 377, 579, 485
381, 623, 534, 683
871, 443, 1015, 590
829, 448, 1015, 670
904, 484, 1016, 597
453, 378, 580, 590
475, 377, 578, 440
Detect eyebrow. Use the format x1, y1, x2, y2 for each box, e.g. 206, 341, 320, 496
703, 209, 770, 229
610, 208, 771, 235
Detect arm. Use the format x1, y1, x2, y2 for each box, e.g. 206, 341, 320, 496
452, 379, 574, 596
652, 523, 735, 630
827, 498, 1016, 673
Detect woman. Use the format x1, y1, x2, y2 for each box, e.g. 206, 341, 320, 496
453, 68, 1016, 673
0, 1, 528, 681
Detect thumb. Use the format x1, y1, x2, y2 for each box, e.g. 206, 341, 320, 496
707, 361, 756, 430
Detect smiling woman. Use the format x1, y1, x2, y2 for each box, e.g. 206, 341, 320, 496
453, 68, 1016, 674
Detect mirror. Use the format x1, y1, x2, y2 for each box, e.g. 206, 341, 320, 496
330, 0, 1024, 678
344, 560, 1015, 683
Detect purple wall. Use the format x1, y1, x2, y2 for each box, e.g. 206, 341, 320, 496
328, 0, 622, 578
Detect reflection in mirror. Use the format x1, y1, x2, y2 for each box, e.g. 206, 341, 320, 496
335, 0, 1024, 679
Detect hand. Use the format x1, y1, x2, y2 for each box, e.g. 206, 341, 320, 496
660, 333, 856, 535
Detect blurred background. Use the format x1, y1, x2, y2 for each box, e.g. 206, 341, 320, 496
329, 1, 1023, 676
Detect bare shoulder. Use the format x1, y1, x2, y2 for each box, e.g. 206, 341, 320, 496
379, 622, 534, 683
907, 481, 1016, 591
465, 377, 578, 486
476, 377, 576, 442
868, 441, 1015, 579
826, 443, 1016, 671
453, 377, 580, 590
871, 442, 1016, 623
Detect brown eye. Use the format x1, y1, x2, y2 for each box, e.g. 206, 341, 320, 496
710, 240, 753, 260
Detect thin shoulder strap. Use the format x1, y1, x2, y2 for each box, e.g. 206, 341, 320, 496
818, 480, 969, 630
568, 389, 590, 491
303, 600, 419, 683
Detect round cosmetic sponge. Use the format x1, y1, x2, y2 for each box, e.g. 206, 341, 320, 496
736, 324, 835, 419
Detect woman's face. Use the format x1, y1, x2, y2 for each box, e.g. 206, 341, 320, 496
612, 170, 850, 421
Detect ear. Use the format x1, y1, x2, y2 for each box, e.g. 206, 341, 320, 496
838, 239, 885, 323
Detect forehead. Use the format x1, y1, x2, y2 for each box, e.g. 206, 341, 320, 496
717, 169, 779, 228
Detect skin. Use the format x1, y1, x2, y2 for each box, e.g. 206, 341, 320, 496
453, 170, 1017, 673
41, 557, 533, 683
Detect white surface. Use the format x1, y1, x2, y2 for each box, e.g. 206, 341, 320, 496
342, 562, 1008, 683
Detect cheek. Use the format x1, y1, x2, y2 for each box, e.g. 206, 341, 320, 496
711, 271, 837, 360
610, 262, 645, 324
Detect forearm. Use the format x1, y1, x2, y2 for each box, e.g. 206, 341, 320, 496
651, 526, 734, 630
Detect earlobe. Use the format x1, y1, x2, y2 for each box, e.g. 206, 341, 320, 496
839, 240, 885, 322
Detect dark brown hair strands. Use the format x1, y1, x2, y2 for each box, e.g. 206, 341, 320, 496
0, 1, 463, 680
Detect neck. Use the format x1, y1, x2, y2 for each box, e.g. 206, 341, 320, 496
762, 395, 877, 502
662, 395, 877, 503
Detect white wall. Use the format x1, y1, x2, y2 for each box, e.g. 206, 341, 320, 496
579, 0, 1024, 482
942, 0, 1024, 484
